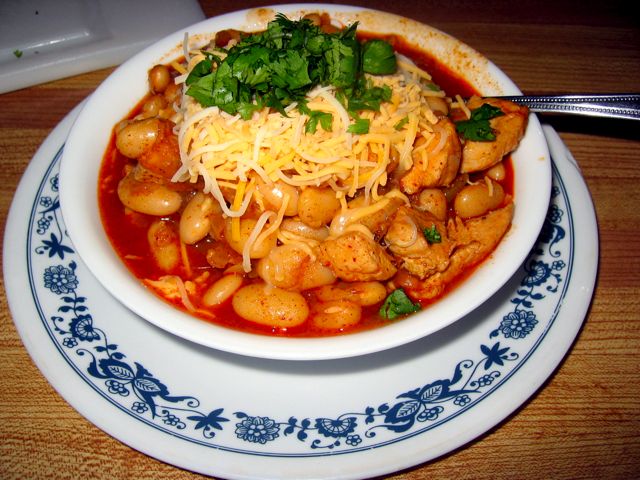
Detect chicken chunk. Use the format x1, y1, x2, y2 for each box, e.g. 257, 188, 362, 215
256, 244, 336, 291
460, 97, 528, 173
344, 195, 406, 240
400, 117, 461, 194
206, 241, 242, 269
116, 118, 182, 180
138, 119, 182, 179
445, 202, 515, 275
392, 202, 514, 300
385, 206, 456, 278
318, 231, 397, 282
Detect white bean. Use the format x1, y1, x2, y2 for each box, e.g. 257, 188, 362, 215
117, 173, 182, 216
485, 161, 506, 181
149, 64, 171, 93
232, 283, 309, 328
256, 244, 335, 290
315, 281, 387, 306
140, 94, 167, 118
224, 217, 278, 259
179, 192, 215, 244
416, 188, 447, 220
454, 179, 505, 219
203, 274, 243, 306
311, 300, 362, 330
280, 219, 329, 242
115, 118, 160, 159
256, 244, 305, 289
300, 261, 336, 291
257, 181, 299, 216
147, 220, 180, 271
297, 187, 341, 228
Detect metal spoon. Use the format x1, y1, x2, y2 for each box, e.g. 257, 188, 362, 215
495, 93, 640, 120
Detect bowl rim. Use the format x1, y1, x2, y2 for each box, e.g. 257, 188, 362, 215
60, 3, 551, 361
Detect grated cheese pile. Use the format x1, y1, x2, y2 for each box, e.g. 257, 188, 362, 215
170, 52, 447, 272
173, 57, 444, 203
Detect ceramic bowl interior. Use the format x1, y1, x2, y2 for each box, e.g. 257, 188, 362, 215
60, 4, 551, 361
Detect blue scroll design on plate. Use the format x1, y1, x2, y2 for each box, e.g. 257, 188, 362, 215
33, 173, 74, 260
491, 185, 566, 340
33, 156, 567, 453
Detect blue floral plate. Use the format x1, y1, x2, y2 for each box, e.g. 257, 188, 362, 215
3, 102, 598, 479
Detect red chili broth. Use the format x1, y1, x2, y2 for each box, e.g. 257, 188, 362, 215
97, 37, 514, 338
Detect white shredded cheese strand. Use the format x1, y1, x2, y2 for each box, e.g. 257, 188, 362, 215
242, 211, 275, 272
391, 217, 419, 248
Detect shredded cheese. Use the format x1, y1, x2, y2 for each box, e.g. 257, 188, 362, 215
241, 211, 275, 272
173, 64, 442, 216
144, 275, 196, 312
170, 49, 446, 272
455, 94, 472, 119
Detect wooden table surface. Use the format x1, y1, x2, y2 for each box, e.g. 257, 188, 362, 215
1, 1, 639, 478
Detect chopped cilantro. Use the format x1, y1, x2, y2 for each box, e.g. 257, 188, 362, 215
455, 103, 504, 141
362, 39, 397, 74
423, 224, 442, 244
379, 288, 421, 320
13, 49, 23, 58
185, 14, 397, 120
324, 24, 360, 88
347, 117, 370, 134
394, 116, 409, 130
305, 110, 333, 134
347, 82, 391, 112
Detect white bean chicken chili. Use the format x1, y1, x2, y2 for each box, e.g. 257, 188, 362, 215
98, 12, 528, 337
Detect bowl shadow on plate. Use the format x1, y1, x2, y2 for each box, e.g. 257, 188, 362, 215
157, 263, 527, 376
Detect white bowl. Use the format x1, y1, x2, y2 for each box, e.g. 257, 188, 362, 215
60, 4, 551, 361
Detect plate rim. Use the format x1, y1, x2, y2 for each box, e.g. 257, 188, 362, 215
3, 98, 598, 479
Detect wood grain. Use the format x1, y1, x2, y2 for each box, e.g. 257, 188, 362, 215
1, 1, 639, 478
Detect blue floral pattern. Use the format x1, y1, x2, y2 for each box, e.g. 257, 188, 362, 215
490, 187, 566, 340
34, 174, 74, 259
29, 148, 571, 454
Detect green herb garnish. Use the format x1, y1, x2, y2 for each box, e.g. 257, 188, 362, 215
379, 288, 421, 320
455, 103, 504, 141
185, 14, 397, 121
13, 49, 23, 58
347, 116, 370, 134
362, 39, 397, 74
347, 81, 391, 112
394, 116, 409, 130
306, 110, 333, 133
423, 224, 442, 244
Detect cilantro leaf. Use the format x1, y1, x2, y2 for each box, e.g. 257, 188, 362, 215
269, 49, 312, 90
455, 103, 504, 141
185, 53, 221, 85
185, 72, 216, 106
362, 39, 397, 74
347, 117, 370, 134
379, 288, 421, 320
13, 49, 23, 58
394, 116, 409, 130
324, 35, 360, 88
347, 83, 391, 112
423, 224, 442, 244
185, 14, 397, 120
305, 110, 333, 133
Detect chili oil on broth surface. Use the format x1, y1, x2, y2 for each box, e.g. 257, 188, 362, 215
97, 14, 524, 338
